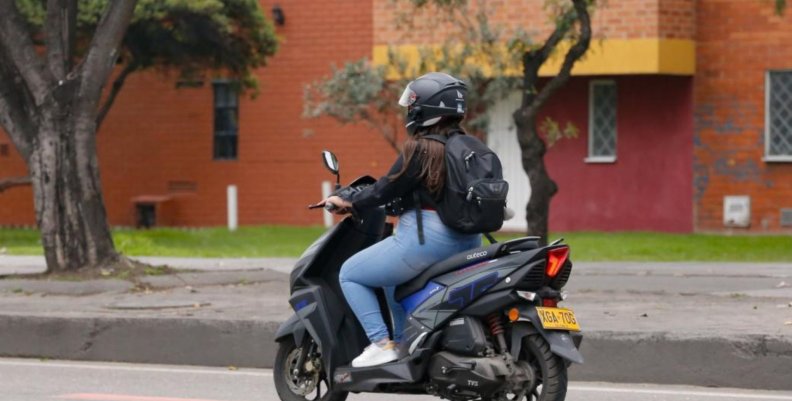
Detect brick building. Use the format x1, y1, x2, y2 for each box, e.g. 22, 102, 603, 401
0, 0, 791, 233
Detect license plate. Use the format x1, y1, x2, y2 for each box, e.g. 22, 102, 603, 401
536, 307, 581, 331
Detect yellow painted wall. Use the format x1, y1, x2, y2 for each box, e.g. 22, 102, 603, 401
373, 38, 696, 77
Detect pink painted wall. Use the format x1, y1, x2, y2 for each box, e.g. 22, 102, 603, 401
540, 75, 694, 232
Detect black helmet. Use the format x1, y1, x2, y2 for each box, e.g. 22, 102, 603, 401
398, 72, 468, 135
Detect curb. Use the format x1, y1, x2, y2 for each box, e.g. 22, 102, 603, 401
571, 331, 792, 391
1, 314, 790, 390
0, 315, 279, 368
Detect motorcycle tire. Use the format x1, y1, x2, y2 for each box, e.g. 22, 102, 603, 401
522, 334, 568, 401
274, 337, 348, 401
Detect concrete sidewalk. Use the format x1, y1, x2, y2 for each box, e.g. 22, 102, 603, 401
1, 258, 791, 390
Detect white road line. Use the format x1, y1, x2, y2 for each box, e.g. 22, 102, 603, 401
0, 359, 272, 377
570, 385, 792, 400
1, 359, 791, 399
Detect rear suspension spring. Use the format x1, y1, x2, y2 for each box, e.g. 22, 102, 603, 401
487, 313, 508, 353
487, 313, 504, 336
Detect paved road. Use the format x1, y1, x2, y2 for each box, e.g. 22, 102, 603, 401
2, 358, 792, 401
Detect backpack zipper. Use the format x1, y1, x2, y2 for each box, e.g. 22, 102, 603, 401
464, 152, 476, 171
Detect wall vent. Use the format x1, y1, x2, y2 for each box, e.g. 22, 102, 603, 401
167, 181, 197, 193
781, 209, 792, 227
723, 195, 751, 228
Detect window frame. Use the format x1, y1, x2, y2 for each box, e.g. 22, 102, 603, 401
212, 79, 239, 161
764, 70, 792, 163
585, 79, 618, 164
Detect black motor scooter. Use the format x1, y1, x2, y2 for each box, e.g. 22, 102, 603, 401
273, 151, 583, 401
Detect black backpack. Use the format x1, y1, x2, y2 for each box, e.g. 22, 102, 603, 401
418, 132, 509, 240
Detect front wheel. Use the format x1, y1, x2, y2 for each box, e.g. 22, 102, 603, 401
273, 337, 348, 401
522, 334, 568, 401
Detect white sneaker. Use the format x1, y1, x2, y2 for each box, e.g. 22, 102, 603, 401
351, 341, 398, 368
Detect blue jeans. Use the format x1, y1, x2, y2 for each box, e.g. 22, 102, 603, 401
339, 210, 481, 343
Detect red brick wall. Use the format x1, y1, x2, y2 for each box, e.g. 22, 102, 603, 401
659, 0, 696, 39
0, 136, 33, 226
694, 0, 792, 232
373, 0, 696, 46
0, 0, 391, 227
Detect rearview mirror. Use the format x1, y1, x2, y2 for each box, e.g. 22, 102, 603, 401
322, 151, 339, 175
322, 150, 341, 189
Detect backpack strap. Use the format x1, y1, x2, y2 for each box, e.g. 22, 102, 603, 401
413, 191, 425, 245
483, 232, 498, 244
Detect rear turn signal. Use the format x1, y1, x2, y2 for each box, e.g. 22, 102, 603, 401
546, 246, 570, 278
508, 308, 520, 322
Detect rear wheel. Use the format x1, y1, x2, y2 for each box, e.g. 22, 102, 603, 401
521, 334, 567, 401
274, 337, 348, 401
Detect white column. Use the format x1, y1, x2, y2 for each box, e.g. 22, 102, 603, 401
321, 180, 333, 228
227, 185, 238, 232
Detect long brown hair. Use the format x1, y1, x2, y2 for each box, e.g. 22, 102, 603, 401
390, 117, 463, 197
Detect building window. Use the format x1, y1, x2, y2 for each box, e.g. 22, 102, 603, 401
766, 71, 792, 161
586, 80, 617, 163
213, 81, 239, 160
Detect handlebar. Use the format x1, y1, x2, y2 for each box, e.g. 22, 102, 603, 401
306, 201, 342, 212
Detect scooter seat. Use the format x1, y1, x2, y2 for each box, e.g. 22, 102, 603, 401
394, 242, 504, 301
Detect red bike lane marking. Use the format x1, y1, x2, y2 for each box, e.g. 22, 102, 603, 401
56, 394, 236, 401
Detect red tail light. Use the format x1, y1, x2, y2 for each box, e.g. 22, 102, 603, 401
542, 298, 558, 307
546, 246, 570, 278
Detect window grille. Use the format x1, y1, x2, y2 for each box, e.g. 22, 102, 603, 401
588, 81, 617, 160
767, 71, 792, 158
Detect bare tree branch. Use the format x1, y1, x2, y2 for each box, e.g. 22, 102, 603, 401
0, 176, 32, 193
45, 0, 77, 80
46, 0, 66, 79
523, 0, 592, 117
0, 0, 54, 104
96, 61, 138, 130
0, 47, 38, 160
77, 0, 139, 113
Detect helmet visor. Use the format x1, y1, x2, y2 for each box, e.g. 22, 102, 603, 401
398, 84, 416, 107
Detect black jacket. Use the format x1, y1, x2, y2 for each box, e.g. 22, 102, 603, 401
339, 152, 438, 213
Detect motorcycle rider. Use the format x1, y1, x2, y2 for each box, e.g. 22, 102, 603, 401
320, 72, 482, 368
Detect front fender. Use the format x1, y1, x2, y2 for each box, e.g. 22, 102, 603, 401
510, 306, 584, 364
275, 313, 306, 345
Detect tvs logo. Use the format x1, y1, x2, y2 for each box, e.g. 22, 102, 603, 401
466, 251, 488, 260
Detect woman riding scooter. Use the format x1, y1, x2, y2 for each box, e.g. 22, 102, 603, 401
319, 72, 482, 368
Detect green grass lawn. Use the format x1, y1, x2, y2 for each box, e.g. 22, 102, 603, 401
0, 226, 790, 261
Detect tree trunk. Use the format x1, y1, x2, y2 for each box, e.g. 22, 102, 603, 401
29, 107, 118, 271
513, 0, 592, 245
514, 113, 557, 245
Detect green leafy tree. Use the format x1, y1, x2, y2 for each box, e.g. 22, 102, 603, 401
0, 0, 277, 272
306, 0, 591, 243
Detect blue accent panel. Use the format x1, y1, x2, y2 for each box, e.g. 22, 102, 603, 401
445, 271, 500, 309
294, 299, 309, 311
400, 281, 445, 314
